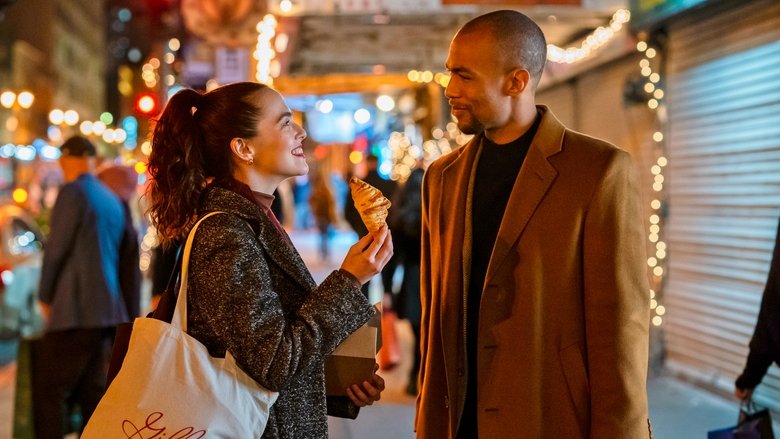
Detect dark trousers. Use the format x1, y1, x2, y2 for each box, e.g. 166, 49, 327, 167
32, 327, 115, 438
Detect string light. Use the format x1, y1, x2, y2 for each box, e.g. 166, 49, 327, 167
410, 8, 631, 89
637, 38, 667, 327
255, 14, 278, 85
547, 9, 631, 64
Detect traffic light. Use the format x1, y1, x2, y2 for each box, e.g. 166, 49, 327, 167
134, 92, 159, 116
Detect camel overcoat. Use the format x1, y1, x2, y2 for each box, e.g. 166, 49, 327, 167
416, 106, 651, 438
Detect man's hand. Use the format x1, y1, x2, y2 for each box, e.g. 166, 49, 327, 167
38, 301, 51, 321
735, 386, 753, 401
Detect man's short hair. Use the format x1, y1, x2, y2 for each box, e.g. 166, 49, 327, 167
460, 10, 547, 85
60, 135, 97, 158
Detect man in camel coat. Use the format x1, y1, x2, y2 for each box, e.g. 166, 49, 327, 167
416, 10, 652, 438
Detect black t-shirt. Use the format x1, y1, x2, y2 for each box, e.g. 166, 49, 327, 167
458, 114, 541, 438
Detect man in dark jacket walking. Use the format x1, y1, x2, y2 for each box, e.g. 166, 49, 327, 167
34, 136, 137, 437
735, 216, 780, 400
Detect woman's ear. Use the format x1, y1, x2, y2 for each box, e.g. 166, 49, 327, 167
230, 138, 255, 164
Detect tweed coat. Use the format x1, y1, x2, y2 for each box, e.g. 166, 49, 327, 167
416, 106, 651, 438
186, 187, 375, 438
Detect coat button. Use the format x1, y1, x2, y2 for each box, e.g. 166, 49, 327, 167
444, 396, 450, 409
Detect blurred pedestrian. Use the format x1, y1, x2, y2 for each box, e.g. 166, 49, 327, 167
390, 165, 424, 395
735, 216, 780, 401
34, 136, 135, 438
309, 169, 337, 262
416, 10, 651, 438
345, 154, 399, 298
146, 82, 392, 437
97, 164, 142, 318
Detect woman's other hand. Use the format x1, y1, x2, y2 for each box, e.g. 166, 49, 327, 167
340, 225, 394, 285
346, 372, 385, 407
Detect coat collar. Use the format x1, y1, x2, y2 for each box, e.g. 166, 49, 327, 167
440, 105, 565, 290
200, 187, 315, 290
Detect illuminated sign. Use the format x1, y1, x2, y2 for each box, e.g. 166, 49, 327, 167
630, 0, 713, 29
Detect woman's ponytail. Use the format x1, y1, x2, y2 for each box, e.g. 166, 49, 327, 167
146, 89, 208, 246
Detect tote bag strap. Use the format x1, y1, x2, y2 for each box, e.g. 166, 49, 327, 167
172, 211, 226, 331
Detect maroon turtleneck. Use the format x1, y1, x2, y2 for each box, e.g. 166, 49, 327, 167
211, 178, 290, 246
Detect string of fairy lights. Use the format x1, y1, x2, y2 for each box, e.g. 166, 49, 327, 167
408, 8, 632, 87
636, 38, 668, 327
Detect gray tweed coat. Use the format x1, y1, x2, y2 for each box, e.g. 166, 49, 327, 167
186, 187, 375, 438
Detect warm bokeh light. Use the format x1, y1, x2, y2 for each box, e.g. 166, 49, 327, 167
79, 121, 93, 135
49, 109, 64, 125
134, 162, 147, 174
114, 128, 127, 143
103, 128, 116, 143
5, 116, 18, 132
354, 108, 371, 124
63, 110, 79, 126
17, 91, 34, 108
136, 94, 157, 114
92, 121, 107, 136
349, 151, 363, 165
0, 91, 15, 108
315, 99, 333, 114
376, 95, 395, 112
12, 188, 28, 204
275, 33, 289, 53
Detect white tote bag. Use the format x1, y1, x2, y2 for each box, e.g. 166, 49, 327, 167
83, 212, 278, 438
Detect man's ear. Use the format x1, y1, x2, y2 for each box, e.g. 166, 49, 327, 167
506, 68, 531, 96
229, 138, 254, 162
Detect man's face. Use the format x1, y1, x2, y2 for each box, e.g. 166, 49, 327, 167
444, 31, 511, 135
59, 156, 91, 182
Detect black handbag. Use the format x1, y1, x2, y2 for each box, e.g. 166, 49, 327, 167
709, 399, 775, 439
106, 244, 182, 387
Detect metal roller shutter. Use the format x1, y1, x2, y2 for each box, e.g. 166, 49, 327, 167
665, 0, 780, 412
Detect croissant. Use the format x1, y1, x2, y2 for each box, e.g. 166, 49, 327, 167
349, 176, 391, 232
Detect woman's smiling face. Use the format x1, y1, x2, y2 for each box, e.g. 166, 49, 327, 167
246, 88, 309, 182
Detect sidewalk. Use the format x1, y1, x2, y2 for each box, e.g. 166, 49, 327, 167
0, 228, 761, 438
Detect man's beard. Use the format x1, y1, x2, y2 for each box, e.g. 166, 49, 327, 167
455, 114, 484, 135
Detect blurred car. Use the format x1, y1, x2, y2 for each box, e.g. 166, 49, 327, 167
0, 204, 45, 342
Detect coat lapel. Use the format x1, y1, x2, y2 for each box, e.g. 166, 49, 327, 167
483, 106, 565, 287
254, 212, 317, 291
